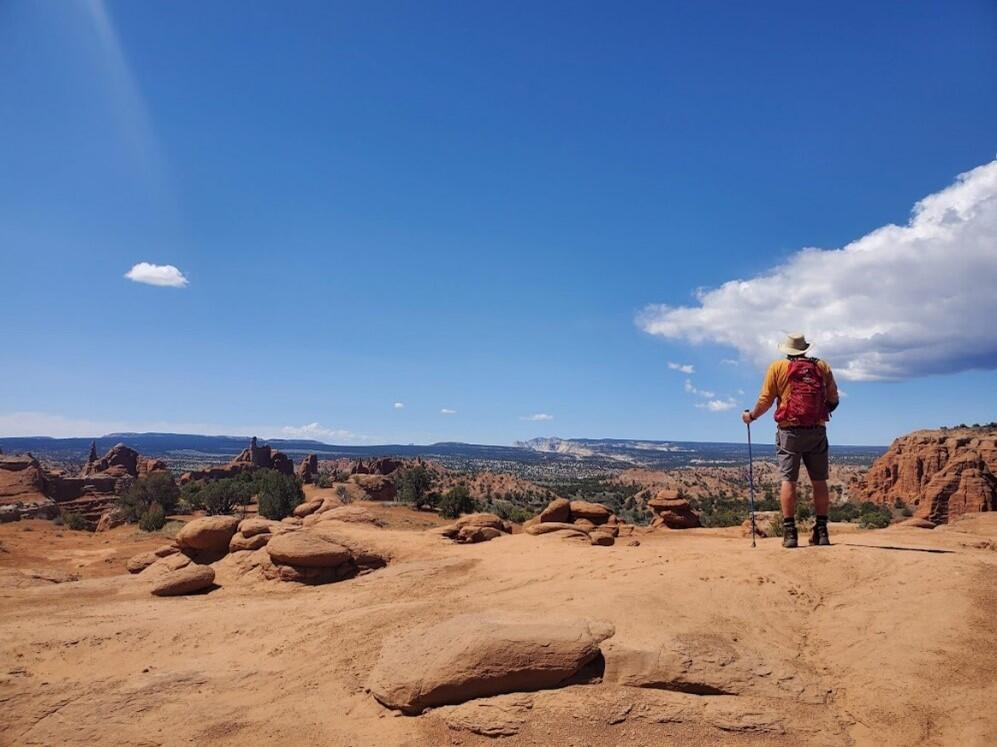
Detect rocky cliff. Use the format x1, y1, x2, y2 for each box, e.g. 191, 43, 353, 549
852, 426, 997, 523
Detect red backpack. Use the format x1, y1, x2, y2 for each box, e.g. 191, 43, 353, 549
775, 357, 830, 426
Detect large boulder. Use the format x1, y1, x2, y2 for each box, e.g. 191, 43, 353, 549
238, 518, 279, 537
266, 531, 352, 568
230, 532, 271, 552
568, 500, 613, 524
176, 516, 240, 553
126, 544, 179, 573
368, 614, 615, 714
539, 498, 571, 523
150, 564, 215, 596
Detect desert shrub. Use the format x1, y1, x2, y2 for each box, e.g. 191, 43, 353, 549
768, 516, 785, 537
61, 510, 89, 531
138, 502, 167, 531
118, 471, 180, 523
335, 484, 352, 504
829, 502, 860, 523
492, 500, 534, 524
859, 503, 892, 529
179, 481, 204, 512
795, 502, 812, 523
396, 466, 435, 510
198, 478, 253, 515
256, 470, 304, 520
437, 485, 477, 519
315, 471, 335, 489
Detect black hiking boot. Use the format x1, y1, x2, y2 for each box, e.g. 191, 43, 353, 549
782, 521, 798, 549
810, 520, 831, 546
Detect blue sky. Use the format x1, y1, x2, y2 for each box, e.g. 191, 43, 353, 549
1, 0, 995, 447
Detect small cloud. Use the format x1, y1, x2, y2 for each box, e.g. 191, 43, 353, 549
440, 408, 457, 415
684, 379, 715, 399
668, 362, 695, 374
520, 413, 554, 422
280, 422, 359, 443
721, 359, 740, 366
695, 398, 738, 412
393, 402, 405, 409
124, 262, 188, 288
838, 390, 848, 398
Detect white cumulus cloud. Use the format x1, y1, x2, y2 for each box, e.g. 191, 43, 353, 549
520, 413, 554, 421
278, 422, 361, 443
638, 160, 997, 381
440, 408, 457, 415
696, 398, 738, 412
393, 402, 405, 409
668, 362, 695, 374
683, 379, 715, 399
125, 262, 188, 288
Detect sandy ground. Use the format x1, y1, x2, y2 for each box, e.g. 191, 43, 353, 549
1, 509, 995, 746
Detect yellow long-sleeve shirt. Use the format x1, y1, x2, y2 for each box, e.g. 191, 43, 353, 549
754, 357, 839, 426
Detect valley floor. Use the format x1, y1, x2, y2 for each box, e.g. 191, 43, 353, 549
1, 510, 996, 746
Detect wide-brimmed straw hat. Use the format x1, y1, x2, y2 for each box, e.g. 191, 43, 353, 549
778, 332, 812, 357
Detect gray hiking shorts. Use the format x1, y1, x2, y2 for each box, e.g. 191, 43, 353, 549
775, 426, 829, 482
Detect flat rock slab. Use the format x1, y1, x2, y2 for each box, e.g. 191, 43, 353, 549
368, 613, 615, 714
151, 564, 215, 596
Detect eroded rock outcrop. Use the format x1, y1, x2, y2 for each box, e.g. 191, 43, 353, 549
181, 437, 295, 484
297, 454, 319, 484
648, 489, 701, 529
368, 614, 615, 713
853, 427, 997, 524
438, 513, 511, 544
527, 498, 621, 545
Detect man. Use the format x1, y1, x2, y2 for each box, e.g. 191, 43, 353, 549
741, 333, 839, 548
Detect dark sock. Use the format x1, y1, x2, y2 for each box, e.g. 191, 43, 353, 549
783, 517, 796, 529
816, 515, 828, 526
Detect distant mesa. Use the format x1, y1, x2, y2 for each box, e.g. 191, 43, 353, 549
853, 425, 997, 524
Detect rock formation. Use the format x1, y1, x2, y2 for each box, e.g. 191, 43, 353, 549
853, 427, 997, 523
350, 458, 403, 476
1, 442, 168, 524
438, 512, 512, 543
526, 498, 622, 545
648, 489, 701, 529
297, 454, 318, 483
181, 437, 295, 483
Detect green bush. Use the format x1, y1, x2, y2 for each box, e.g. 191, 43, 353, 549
179, 481, 204, 512
437, 485, 477, 519
256, 470, 304, 520
199, 478, 253, 515
138, 503, 167, 531
859, 502, 892, 529
795, 502, 812, 523
61, 510, 89, 531
396, 466, 435, 510
315, 471, 335, 489
769, 516, 784, 537
118, 471, 180, 523
829, 502, 860, 523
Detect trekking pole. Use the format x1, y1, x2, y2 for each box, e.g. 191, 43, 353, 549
744, 411, 757, 548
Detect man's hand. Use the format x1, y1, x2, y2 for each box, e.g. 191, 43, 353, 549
742, 410, 754, 425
